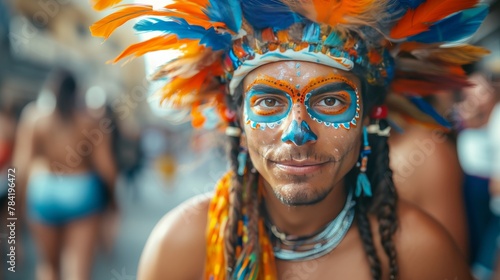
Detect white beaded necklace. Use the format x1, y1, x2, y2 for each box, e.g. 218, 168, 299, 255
267, 190, 356, 261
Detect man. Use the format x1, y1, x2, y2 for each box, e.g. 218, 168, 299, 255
91, 0, 489, 278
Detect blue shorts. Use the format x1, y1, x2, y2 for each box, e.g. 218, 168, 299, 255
27, 172, 106, 226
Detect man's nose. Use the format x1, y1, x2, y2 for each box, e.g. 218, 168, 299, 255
281, 119, 317, 146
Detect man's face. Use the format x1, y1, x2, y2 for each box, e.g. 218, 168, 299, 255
241, 61, 364, 206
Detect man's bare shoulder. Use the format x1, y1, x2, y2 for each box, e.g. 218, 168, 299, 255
137, 193, 212, 280
394, 201, 472, 279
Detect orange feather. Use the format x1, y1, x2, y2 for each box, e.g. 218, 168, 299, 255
165, 2, 209, 20
283, 0, 382, 28
420, 45, 490, 65
90, 5, 164, 39
152, 50, 224, 80
92, 0, 122, 11
313, 0, 378, 25
112, 35, 179, 63
399, 42, 490, 65
90, 5, 223, 40
169, 69, 207, 94
390, 0, 479, 39
391, 77, 468, 96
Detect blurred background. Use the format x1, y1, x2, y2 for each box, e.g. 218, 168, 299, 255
0, 0, 499, 280
0, 1, 228, 279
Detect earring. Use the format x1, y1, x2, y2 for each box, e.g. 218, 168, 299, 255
237, 147, 248, 176
356, 126, 372, 197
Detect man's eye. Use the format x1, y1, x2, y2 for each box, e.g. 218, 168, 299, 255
256, 98, 282, 108
312, 93, 351, 115
318, 97, 339, 107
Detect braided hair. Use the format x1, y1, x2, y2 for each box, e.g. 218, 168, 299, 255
356, 117, 399, 280
223, 75, 399, 279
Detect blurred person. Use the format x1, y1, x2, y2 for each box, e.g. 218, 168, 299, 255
489, 82, 500, 279
388, 105, 468, 256
12, 69, 117, 280
456, 72, 500, 279
91, 0, 488, 279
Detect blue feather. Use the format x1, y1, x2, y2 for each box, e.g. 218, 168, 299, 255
302, 22, 321, 44
394, 0, 426, 10
134, 18, 231, 50
387, 0, 426, 17
408, 96, 451, 128
134, 18, 205, 38
356, 173, 372, 197
240, 0, 302, 30
200, 27, 232, 50
205, 0, 242, 33
408, 5, 488, 44
324, 32, 343, 47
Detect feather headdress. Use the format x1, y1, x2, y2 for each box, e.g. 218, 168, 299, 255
90, 1, 489, 277
90, 0, 489, 130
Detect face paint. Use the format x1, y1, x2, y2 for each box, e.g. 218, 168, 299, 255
281, 120, 318, 146
303, 75, 360, 129
244, 74, 359, 131
244, 76, 293, 130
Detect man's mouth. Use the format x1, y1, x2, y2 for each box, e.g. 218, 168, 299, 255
272, 159, 329, 175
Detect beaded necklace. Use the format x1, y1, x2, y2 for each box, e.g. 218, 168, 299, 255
266, 190, 356, 261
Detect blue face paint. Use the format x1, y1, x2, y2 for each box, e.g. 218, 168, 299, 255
304, 82, 359, 129
244, 75, 359, 133
244, 85, 292, 130
281, 120, 317, 146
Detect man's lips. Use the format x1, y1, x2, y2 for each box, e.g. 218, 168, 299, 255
272, 160, 329, 175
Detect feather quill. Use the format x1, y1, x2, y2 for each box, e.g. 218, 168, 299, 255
390, 0, 479, 39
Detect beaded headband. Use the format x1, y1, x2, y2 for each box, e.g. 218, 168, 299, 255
91, 0, 490, 130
